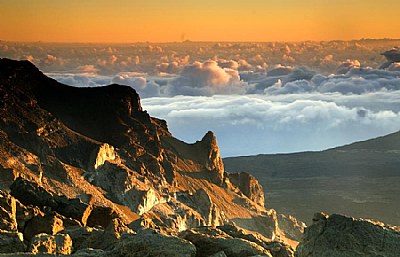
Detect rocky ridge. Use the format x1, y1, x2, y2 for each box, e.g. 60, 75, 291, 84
0, 58, 296, 256
1, 58, 399, 256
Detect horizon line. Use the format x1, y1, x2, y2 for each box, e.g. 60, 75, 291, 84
1, 38, 400, 45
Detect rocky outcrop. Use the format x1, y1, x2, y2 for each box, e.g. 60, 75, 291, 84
92, 144, 119, 170
295, 212, 400, 257
277, 214, 305, 242
0, 190, 17, 231
192, 188, 227, 227
227, 172, 265, 207
179, 227, 273, 257
23, 212, 64, 241
218, 224, 294, 257
111, 232, 196, 257
29, 233, 72, 255
10, 178, 92, 226
200, 131, 225, 184
87, 205, 119, 228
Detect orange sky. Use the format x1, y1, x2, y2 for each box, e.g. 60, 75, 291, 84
1, 0, 399, 42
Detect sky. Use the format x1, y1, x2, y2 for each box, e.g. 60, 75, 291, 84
1, 0, 400, 42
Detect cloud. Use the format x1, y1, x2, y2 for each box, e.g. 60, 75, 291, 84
267, 64, 293, 76
336, 59, 361, 74
388, 62, 400, 71
165, 61, 248, 96
111, 74, 161, 97
142, 93, 400, 156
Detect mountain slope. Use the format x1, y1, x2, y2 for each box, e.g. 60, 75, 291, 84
224, 131, 400, 226
0, 58, 300, 255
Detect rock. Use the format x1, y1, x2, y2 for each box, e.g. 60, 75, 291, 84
93, 144, 119, 170
134, 200, 205, 233
15, 200, 31, 233
10, 178, 93, 225
87, 205, 119, 228
72, 248, 105, 256
89, 161, 162, 215
199, 131, 225, 185
0, 190, 17, 231
209, 251, 228, 257
53, 195, 92, 226
295, 212, 400, 257
277, 214, 305, 242
61, 226, 103, 252
29, 233, 72, 255
192, 188, 227, 227
218, 224, 294, 257
179, 227, 272, 257
10, 177, 57, 209
77, 218, 134, 251
227, 172, 265, 207
23, 212, 64, 241
111, 232, 196, 257
0, 230, 25, 253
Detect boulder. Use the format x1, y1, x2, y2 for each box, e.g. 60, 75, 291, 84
69, 218, 134, 251
53, 195, 92, 226
23, 212, 64, 241
0, 230, 25, 253
10, 177, 57, 209
179, 227, 272, 257
61, 226, 103, 252
295, 212, 400, 257
87, 205, 119, 228
0, 190, 17, 231
29, 233, 72, 255
111, 232, 196, 257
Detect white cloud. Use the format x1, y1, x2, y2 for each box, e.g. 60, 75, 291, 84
388, 62, 400, 71
142, 93, 400, 156
165, 61, 248, 96
336, 59, 361, 74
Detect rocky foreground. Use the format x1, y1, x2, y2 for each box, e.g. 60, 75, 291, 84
0, 58, 399, 256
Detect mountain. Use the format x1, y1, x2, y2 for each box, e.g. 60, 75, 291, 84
0, 58, 301, 256
224, 131, 400, 226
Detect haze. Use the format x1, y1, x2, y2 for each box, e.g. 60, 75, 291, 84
1, 0, 400, 42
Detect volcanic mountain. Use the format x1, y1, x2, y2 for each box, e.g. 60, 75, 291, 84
0, 58, 303, 256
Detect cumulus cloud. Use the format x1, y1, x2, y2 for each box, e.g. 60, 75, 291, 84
388, 62, 400, 71
111, 74, 160, 97
267, 64, 294, 76
142, 94, 400, 156
336, 59, 361, 74
165, 61, 248, 96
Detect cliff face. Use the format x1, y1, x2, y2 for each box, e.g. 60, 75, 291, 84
0, 58, 295, 255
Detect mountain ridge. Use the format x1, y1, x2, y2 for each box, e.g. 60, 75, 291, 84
0, 58, 300, 256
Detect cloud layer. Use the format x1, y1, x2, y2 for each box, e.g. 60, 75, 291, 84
142, 93, 400, 156
3, 41, 400, 155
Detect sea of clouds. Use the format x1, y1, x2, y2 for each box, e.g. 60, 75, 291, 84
2, 41, 400, 156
